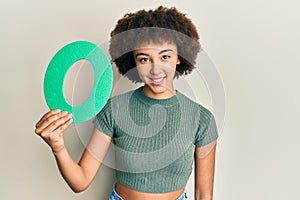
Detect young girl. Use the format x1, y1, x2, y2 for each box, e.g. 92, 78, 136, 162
35, 6, 218, 200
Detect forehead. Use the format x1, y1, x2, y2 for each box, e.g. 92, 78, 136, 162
134, 42, 177, 53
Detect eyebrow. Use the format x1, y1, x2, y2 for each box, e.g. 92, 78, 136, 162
135, 49, 174, 57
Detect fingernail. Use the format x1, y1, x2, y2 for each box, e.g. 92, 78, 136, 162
53, 109, 61, 113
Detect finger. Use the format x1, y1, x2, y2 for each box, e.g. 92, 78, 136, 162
35, 109, 61, 128
35, 111, 69, 134
53, 117, 73, 133
42, 113, 72, 133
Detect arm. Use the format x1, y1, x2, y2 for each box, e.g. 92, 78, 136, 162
53, 128, 111, 193
194, 141, 217, 200
35, 110, 111, 193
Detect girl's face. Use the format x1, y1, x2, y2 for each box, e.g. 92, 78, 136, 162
133, 42, 180, 99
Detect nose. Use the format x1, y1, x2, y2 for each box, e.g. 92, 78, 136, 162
150, 59, 162, 75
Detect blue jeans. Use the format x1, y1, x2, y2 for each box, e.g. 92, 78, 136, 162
109, 183, 188, 200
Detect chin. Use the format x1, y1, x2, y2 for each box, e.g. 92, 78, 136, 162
150, 85, 167, 93
146, 83, 172, 94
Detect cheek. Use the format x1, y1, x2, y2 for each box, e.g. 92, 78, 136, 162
166, 69, 176, 79
166, 61, 178, 72
136, 65, 151, 78
161, 65, 176, 79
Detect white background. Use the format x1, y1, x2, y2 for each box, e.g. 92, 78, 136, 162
1, 0, 299, 199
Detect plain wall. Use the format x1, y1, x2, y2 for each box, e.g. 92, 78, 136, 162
1, 0, 299, 199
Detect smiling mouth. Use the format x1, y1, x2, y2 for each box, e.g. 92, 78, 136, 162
150, 77, 165, 85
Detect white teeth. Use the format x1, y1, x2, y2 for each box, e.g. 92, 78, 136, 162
152, 78, 164, 83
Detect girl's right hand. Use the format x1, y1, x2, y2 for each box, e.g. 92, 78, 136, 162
35, 110, 73, 153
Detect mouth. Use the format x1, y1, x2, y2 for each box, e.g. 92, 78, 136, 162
149, 77, 165, 85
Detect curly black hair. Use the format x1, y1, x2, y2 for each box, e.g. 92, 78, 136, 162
109, 6, 201, 82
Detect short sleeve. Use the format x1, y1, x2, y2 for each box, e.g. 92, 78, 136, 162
194, 107, 219, 147
92, 99, 114, 138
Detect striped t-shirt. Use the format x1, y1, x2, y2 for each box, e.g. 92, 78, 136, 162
93, 86, 218, 193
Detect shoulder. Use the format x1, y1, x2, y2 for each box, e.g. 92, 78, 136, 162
110, 89, 135, 101
176, 91, 213, 116
105, 89, 136, 106
95, 89, 136, 116
176, 91, 216, 130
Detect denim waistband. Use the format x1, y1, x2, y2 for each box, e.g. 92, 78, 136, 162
109, 183, 188, 200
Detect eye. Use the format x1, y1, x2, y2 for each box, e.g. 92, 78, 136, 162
139, 57, 150, 63
161, 55, 171, 61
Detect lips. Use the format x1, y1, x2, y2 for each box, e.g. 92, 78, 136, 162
150, 77, 165, 85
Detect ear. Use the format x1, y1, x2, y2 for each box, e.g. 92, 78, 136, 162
176, 57, 181, 65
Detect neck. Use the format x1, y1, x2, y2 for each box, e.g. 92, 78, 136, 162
142, 85, 176, 99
